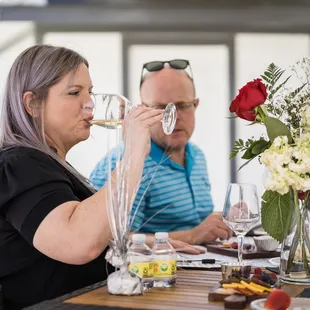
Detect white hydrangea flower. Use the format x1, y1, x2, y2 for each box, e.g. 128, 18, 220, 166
260, 133, 310, 194
273, 136, 288, 148
264, 174, 290, 195
288, 162, 307, 174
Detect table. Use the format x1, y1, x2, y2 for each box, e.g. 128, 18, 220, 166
67, 270, 222, 310
26, 270, 309, 310
26, 270, 223, 309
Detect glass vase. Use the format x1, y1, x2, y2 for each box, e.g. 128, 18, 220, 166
279, 190, 310, 284
90, 94, 176, 295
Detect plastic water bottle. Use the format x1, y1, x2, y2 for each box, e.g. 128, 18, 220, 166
128, 234, 154, 290
153, 232, 177, 287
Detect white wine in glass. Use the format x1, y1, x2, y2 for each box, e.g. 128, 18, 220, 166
90, 119, 123, 129
88, 94, 128, 129
88, 93, 176, 134
222, 183, 260, 263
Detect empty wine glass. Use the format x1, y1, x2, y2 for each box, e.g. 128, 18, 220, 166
222, 183, 260, 263
87, 93, 176, 134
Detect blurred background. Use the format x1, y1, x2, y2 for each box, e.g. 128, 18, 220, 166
1, 0, 310, 210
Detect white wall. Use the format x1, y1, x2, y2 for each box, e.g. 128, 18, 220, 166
235, 33, 310, 197
128, 44, 230, 211
43, 32, 123, 178
0, 0, 47, 5
0, 22, 35, 120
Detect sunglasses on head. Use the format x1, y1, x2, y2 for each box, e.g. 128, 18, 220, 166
140, 59, 193, 86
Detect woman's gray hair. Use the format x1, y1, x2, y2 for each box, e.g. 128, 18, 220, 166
0, 44, 95, 191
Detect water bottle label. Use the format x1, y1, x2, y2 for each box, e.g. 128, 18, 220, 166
129, 262, 154, 278
154, 259, 176, 277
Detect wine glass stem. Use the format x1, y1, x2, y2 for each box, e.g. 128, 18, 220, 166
237, 234, 244, 263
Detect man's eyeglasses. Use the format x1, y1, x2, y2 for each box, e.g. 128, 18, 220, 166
147, 101, 197, 112
140, 59, 193, 87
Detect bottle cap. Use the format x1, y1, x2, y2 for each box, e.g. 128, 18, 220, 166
132, 234, 146, 242
155, 232, 168, 240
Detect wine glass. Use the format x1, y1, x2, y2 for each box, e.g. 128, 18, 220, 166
87, 93, 176, 134
222, 183, 260, 263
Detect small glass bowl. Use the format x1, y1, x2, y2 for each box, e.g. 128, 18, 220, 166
221, 262, 252, 281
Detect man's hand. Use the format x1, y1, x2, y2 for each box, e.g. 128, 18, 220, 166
190, 212, 233, 244
168, 239, 205, 255
143, 234, 204, 255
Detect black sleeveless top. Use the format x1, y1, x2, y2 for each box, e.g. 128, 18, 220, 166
0, 147, 111, 309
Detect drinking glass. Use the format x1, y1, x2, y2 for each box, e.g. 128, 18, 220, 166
87, 93, 176, 134
222, 183, 260, 263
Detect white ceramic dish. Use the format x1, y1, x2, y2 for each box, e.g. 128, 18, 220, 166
253, 235, 280, 251
250, 297, 310, 310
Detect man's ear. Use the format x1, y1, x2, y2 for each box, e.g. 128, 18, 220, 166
23, 91, 40, 117
194, 98, 199, 108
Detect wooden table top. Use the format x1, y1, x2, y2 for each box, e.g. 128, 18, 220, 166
65, 270, 223, 310
27, 269, 309, 309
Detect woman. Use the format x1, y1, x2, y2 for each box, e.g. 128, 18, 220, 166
0, 44, 167, 309
0, 45, 201, 309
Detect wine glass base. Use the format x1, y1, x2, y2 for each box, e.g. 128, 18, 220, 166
162, 102, 176, 135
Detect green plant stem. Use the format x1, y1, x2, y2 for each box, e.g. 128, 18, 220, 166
304, 223, 310, 253
257, 105, 267, 123
285, 192, 310, 277
303, 223, 310, 277
286, 228, 299, 274
286, 190, 300, 274
301, 205, 310, 276
302, 239, 310, 276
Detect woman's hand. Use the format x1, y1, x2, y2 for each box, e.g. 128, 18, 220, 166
123, 105, 163, 159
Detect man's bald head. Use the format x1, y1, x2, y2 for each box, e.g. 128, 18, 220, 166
140, 68, 195, 105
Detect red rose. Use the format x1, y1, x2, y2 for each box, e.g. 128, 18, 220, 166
230, 78, 267, 121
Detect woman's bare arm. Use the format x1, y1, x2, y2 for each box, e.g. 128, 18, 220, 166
33, 107, 162, 265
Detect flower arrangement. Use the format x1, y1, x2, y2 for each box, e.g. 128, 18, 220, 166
230, 59, 310, 283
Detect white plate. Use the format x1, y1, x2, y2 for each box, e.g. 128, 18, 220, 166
251, 298, 310, 310
268, 257, 280, 266
253, 227, 268, 235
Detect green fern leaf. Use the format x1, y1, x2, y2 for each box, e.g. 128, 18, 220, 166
272, 68, 285, 83
260, 74, 272, 84
289, 83, 307, 98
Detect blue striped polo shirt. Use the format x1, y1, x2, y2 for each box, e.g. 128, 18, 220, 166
89, 141, 214, 233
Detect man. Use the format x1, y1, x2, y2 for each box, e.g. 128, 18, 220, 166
90, 59, 232, 244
